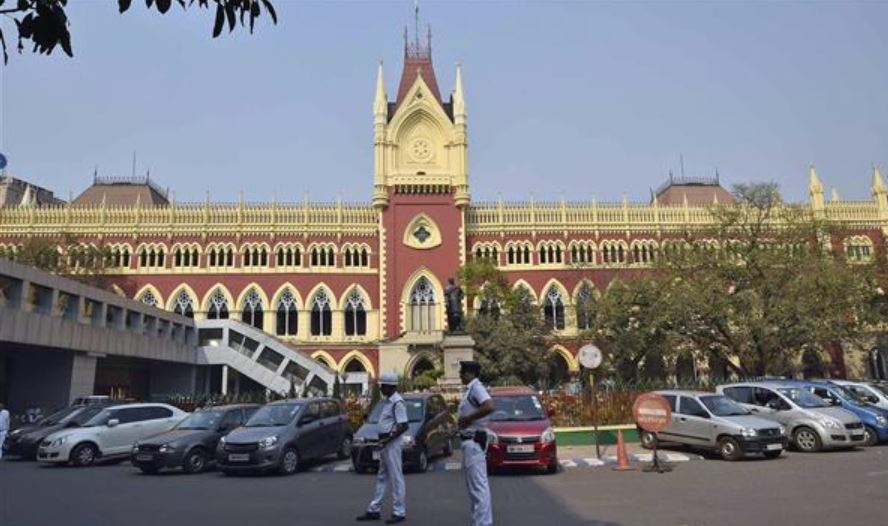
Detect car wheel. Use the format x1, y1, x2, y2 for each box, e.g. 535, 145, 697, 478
546, 461, 559, 474
762, 450, 782, 459
639, 430, 658, 450
414, 448, 429, 473
183, 449, 208, 474
718, 437, 743, 461
70, 443, 98, 467
353, 461, 368, 475
337, 436, 353, 460
139, 465, 160, 475
792, 427, 822, 453
277, 447, 299, 476
863, 426, 879, 447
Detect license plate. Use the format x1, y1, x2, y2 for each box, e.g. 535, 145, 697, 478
765, 443, 783, 451
135, 454, 154, 461
228, 453, 250, 462
371, 451, 380, 461
507, 444, 534, 454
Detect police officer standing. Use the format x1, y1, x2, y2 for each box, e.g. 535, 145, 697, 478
357, 372, 409, 524
457, 361, 495, 526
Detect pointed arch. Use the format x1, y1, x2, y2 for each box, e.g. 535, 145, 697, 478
235, 283, 270, 312
402, 213, 442, 250
305, 282, 338, 310
405, 350, 440, 379
339, 350, 376, 378
511, 279, 537, 303
400, 267, 445, 333
310, 350, 338, 370
236, 283, 268, 330
306, 283, 336, 337
539, 278, 570, 306
271, 283, 300, 337
166, 283, 199, 312
201, 283, 234, 320
338, 284, 373, 311
550, 344, 580, 372
134, 284, 164, 308
541, 280, 568, 331
269, 282, 304, 310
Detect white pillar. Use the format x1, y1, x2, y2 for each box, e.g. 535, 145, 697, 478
221, 365, 229, 395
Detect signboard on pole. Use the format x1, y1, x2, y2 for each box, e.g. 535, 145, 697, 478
578, 344, 603, 370
632, 393, 672, 432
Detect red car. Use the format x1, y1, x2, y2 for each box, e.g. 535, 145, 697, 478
485, 386, 559, 474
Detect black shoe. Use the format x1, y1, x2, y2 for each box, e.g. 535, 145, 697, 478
385, 516, 406, 524
356, 512, 381, 521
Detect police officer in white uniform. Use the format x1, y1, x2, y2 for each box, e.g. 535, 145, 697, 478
357, 372, 409, 524
457, 361, 496, 526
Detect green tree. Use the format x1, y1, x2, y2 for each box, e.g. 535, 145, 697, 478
0, 0, 276, 63
661, 182, 871, 377
460, 260, 552, 387
10, 234, 112, 288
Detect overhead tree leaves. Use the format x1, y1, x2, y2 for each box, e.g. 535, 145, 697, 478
1, 0, 277, 64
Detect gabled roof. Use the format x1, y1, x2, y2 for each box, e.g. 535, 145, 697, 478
73, 176, 169, 206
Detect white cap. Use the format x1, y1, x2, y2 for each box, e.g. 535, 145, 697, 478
379, 372, 399, 386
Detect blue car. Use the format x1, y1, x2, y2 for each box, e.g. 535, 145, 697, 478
792, 380, 888, 446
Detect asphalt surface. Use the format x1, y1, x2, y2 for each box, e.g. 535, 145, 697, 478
1, 446, 886, 526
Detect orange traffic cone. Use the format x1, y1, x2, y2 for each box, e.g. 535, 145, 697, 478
612, 429, 636, 471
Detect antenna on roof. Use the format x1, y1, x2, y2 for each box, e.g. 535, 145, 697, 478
132, 151, 137, 178
414, 0, 420, 49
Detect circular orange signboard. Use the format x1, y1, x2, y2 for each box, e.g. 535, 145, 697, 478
633, 393, 672, 433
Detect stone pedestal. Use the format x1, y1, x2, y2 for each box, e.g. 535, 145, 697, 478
440, 334, 475, 388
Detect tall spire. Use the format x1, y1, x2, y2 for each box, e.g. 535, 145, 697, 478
808, 164, 825, 214
453, 63, 466, 117
374, 61, 387, 117
395, 0, 442, 111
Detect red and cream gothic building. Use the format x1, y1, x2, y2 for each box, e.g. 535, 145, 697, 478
3, 29, 888, 385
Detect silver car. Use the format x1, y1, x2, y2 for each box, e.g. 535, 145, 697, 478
718, 381, 865, 452
638, 390, 788, 461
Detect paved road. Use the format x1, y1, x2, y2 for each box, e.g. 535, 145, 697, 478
1, 446, 885, 526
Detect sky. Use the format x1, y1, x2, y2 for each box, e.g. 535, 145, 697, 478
1, 0, 887, 204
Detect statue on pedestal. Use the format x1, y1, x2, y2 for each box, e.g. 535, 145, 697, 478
444, 277, 465, 333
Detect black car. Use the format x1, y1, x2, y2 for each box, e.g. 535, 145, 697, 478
216, 398, 353, 476
352, 393, 455, 474
3, 403, 117, 460
131, 404, 258, 474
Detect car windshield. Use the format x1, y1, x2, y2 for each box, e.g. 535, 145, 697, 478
68, 406, 107, 426
177, 410, 225, 430
245, 403, 302, 427
699, 395, 750, 416
845, 384, 879, 401
777, 388, 829, 408
490, 395, 546, 422
830, 385, 867, 404
366, 399, 424, 424
40, 406, 82, 426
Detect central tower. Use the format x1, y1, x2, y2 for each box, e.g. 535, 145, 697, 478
375, 17, 470, 375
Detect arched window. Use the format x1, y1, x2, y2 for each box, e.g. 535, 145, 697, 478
139, 290, 159, 308
344, 289, 367, 336
173, 290, 195, 318
241, 289, 264, 330
543, 287, 565, 331
548, 352, 571, 388
409, 277, 437, 332
310, 289, 332, 336
575, 283, 594, 330
343, 358, 367, 373
207, 289, 229, 320
276, 289, 298, 336
410, 356, 436, 379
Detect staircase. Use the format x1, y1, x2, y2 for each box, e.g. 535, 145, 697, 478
195, 319, 337, 396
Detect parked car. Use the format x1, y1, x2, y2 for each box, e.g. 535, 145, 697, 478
216, 398, 353, 476
3, 403, 118, 460
718, 381, 864, 452
638, 390, 787, 460
36, 403, 188, 466
352, 393, 454, 474
830, 380, 888, 411
485, 386, 558, 474
792, 380, 888, 446
131, 404, 259, 474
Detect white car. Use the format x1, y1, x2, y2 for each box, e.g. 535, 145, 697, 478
37, 403, 187, 466
831, 380, 888, 411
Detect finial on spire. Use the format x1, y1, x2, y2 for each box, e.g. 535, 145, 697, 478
808, 164, 823, 193
873, 165, 886, 193
453, 63, 466, 116
374, 61, 387, 116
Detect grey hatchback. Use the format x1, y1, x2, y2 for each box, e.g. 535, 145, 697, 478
639, 390, 788, 461
216, 398, 353, 476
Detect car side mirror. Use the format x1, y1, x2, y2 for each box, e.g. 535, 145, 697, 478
107, 419, 119, 428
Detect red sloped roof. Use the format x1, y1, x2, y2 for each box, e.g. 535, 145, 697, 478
394, 55, 443, 114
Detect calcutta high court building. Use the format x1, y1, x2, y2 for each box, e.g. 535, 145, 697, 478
3, 22, 888, 392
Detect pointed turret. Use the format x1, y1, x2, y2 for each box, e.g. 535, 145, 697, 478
872, 165, 886, 194
831, 188, 840, 203
809, 164, 825, 214
872, 165, 888, 214
374, 61, 387, 119
453, 63, 466, 118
